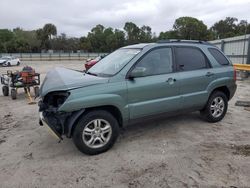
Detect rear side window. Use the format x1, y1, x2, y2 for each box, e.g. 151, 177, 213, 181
175, 47, 208, 71
208, 48, 229, 65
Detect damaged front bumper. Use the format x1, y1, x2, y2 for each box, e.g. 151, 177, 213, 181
39, 112, 63, 141
38, 98, 85, 140
38, 91, 71, 140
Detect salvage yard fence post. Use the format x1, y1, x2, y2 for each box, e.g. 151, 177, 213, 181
247, 37, 250, 65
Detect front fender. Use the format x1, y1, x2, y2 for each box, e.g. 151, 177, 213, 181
58, 93, 129, 121
64, 109, 85, 137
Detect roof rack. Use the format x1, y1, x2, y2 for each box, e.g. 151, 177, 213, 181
157, 39, 212, 45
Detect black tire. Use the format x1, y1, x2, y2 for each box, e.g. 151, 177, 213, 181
200, 91, 228, 123
7, 62, 11, 67
34, 86, 39, 97
17, 61, 20, 66
2, 86, 9, 96
11, 89, 17, 100
73, 110, 120, 155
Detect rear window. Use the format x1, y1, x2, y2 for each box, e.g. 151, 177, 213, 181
208, 48, 229, 65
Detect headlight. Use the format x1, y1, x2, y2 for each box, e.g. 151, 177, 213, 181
42, 91, 70, 109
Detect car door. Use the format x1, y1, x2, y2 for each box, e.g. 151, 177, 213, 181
174, 46, 214, 109
126, 47, 181, 120
13, 57, 18, 65
10, 57, 15, 65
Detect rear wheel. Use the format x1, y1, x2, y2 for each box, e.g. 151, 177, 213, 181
11, 89, 17, 100
34, 86, 39, 97
73, 110, 120, 155
200, 91, 228, 122
2, 86, 9, 96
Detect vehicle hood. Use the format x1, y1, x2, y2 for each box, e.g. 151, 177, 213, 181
40, 67, 109, 97
0, 59, 7, 64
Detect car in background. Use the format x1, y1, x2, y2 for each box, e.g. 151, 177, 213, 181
84, 55, 105, 70
0, 56, 21, 66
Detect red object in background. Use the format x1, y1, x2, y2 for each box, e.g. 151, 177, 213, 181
84, 56, 102, 70
21, 66, 36, 84
21, 71, 35, 84
85, 60, 98, 70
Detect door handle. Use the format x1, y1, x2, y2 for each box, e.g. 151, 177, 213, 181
166, 77, 176, 84
205, 72, 214, 77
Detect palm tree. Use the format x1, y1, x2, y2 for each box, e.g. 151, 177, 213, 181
36, 23, 57, 50
43, 23, 57, 40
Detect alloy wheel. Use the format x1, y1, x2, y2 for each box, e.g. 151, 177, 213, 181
210, 96, 225, 118
82, 119, 112, 149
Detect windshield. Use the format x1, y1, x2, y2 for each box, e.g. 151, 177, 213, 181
1, 57, 10, 60
88, 48, 141, 76
93, 56, 101, 61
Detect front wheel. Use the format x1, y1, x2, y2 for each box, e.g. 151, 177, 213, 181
73, 110, 120, 155
34, 86, 39, 97
200, 91, 228, 122
2, 86, 9, 96
11, 89, 17, 100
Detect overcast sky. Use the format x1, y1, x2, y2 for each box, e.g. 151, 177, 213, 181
0, 0, 249, 37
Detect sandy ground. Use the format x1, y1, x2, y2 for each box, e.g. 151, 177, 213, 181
0, 61, 250, 187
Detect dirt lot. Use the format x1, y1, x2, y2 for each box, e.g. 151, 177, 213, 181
0, 61, 250, 187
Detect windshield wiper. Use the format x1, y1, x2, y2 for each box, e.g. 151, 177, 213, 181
86, 71, 112, 77
96, 73, 112, 77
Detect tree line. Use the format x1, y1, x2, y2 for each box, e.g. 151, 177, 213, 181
0, 16, 249, 53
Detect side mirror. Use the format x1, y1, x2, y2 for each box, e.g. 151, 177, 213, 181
129, 67, 146, 79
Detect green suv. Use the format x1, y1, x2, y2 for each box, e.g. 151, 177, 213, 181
39, 40, 237, 155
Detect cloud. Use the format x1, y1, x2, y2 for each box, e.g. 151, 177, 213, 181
0, 0, 249, 37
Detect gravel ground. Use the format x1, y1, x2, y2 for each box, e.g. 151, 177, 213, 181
0, 61, 250, 187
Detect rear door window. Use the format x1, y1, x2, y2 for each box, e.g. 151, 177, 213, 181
208, 48, 229, 65
175, 47, 208, 71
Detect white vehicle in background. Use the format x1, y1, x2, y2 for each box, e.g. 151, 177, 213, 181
0, 56, 21, 66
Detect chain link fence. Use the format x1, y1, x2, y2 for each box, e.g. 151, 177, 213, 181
0, 52, 108, 61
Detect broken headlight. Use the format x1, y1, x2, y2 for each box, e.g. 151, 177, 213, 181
40, 91, 70, 111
